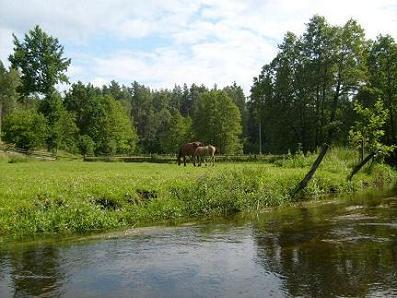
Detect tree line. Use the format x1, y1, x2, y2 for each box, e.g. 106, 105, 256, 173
1, 16, 397, 161
248, 15, 397, 163
0, 26, 243, 155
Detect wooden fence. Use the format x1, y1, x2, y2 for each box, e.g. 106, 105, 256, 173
1, 144, 281, 164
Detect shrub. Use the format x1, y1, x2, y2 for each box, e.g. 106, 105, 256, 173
3, 109, 47, 150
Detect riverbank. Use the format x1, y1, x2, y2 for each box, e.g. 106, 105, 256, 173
3, 191, 397, 297
0, 148, 396, 239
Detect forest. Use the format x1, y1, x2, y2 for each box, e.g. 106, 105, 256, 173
1, 15, 397, 161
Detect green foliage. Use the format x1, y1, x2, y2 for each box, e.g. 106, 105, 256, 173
79, 135, 95, 157
275, 150, 316, 168
65, 83, 138, 155
249, 16, 368, 153
95, 95, 138, 155
367, 35, 397, 145
9, 25, 71, 96
3, 108, 47, 150
159, 111, 192, 154
193, 90, 243, 154
0, 61, 21, 142
39, 91, 78, 152
0, 62, 20, 108
349, 100, 395, 157
64, 82, 100, 135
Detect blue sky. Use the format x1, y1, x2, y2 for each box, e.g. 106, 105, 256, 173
1, 0, 396, 95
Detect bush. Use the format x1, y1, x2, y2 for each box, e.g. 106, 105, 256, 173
3, 109, 47, 150
8, 155, 29, 163
79, 135, 95, 157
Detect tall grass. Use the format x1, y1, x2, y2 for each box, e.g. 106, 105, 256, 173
0, 147, 395, 238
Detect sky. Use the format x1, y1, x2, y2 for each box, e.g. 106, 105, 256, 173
0, 0, 397, 95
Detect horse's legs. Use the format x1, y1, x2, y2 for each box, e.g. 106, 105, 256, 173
183, 156, 187, 166
209, 155, 214, 166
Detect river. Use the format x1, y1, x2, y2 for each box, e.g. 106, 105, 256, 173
1, 192, 397, 297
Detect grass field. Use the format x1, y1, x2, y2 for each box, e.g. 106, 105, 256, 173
0, 148, 396, 238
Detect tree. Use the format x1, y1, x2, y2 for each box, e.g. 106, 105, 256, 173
293, 18, 368, 197
3, 108, 47, 150
159, 110, 192, 154
349, 100, 394, 160
348, 100, 395, 180
248, 16, 368, 196
39, 91, 78, 152
153, 108, 172, 153
249, 16, 367, 157
223, 82, 247, 148
193, 90, 242, 154
249, 65, 273, 153
79, 135, 95, 158
367, 35, 397, 146
9, 25, 71, 96
128, 82, 154, 152
65, 82, 137, 155
95, 95, 138, 155
299, 16, 337, 148
0, 61, 20, 142
64, 82, 102, 138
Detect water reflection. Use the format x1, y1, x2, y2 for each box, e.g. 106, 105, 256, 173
252, 197, 397, 297
0, 194, 396, 297
2, 244, 64, 297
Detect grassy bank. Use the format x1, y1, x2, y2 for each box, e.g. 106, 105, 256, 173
0, 148, 396, 239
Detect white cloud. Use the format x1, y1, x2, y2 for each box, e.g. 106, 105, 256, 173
89, 35, 276, 93
0, 27, 14, 66
91, 77, 109, 88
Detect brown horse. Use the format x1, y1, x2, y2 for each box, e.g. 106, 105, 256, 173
178, 141, 203, 166
194, 145, 216, 166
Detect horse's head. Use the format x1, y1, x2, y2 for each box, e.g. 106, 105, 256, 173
192, 141, 203, 148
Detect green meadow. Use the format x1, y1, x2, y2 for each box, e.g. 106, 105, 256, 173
0, 148, 396, 239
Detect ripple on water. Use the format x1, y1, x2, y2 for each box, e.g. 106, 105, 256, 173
344, 205, 364, 212
358, 222, 397, 228
321, 236, 390, 244
333, 213, 378, 221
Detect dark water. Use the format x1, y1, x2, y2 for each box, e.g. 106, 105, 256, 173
1, 193, 397, 297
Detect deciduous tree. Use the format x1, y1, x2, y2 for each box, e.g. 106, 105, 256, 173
9, 25, 70, 96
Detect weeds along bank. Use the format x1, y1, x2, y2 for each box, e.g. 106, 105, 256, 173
0, 148, 396, 238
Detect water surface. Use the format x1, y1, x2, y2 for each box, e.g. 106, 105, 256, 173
1, 192, 397, 297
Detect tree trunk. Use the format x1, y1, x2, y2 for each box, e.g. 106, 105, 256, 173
291, 143, 329, 198
360, 139, 364, 162
258, 121, 262, 155
348, 152, 376, 181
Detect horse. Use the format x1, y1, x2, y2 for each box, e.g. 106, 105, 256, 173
194, 145, 216, 166
178, 141, 203, 166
